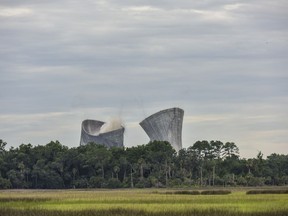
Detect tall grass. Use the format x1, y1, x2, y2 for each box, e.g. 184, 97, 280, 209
0, 189, 287, 216
0, 197, 52, 202
0, 208, 288, 216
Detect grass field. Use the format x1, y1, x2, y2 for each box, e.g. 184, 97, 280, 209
0, 188, 287, 216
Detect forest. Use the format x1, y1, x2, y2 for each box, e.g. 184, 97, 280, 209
0, 139, 287, 189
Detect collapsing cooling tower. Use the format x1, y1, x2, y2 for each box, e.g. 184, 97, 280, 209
80, 119, 124, 147
139, 107, 184, 151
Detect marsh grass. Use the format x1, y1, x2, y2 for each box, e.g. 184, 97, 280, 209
162, 190, 231, 195
246, 189, 288, 195
0, 189, 287, 216
0, 208, 288, 216
0, 197, 52, 202
201, 190, 231, 195
165, 190, 200, 195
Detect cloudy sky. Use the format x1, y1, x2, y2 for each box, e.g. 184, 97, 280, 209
0, 0, 287, 158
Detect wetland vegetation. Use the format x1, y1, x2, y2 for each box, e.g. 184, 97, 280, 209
0, 189, 287, 216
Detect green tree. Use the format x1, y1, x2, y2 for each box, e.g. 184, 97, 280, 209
83, 143, 112, 178
222, 142, 239, 159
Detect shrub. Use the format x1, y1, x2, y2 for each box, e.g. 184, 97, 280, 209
163, 190, 200, 195
74, 178, 89, 188
105, 178, 123, 189
247, 176, 265, 186
201, 190, 231, 195
167, 178, 183, 187
173, 190, 200, 195
135, 178, 151, 188
89, 176, 104, 188
236, 176, 247, 186
0, 177, 12, 189
163, 190, 231, 195
246, 189, 288, 195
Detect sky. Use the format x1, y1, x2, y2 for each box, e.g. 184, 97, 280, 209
0, 0, 287, 158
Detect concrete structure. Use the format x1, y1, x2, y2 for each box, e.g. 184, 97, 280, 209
140, 107, 184, 151
80, 119, 124, 147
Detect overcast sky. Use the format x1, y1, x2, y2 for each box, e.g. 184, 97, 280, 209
0, 0, 287, 158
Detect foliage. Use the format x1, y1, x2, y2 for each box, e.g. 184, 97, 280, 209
0, 177, 11, 189
168, 190, 200, 195
163, 190, 231, 195
246, 189, 288, 194
0, 139, 287, 189
201, 190, 231, 195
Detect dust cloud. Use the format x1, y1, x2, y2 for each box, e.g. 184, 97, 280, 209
99, 117, 123, 134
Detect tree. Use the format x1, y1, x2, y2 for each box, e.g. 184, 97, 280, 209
210, 140, 224, 160
190, 141, 212, 186
83, 143, 112, 178
266, 154, 288, 185
222, 142, 239, 159
146, 141, 176, 186
0, 139, 7, 154
0, 138, 286, 189
0, 140, 7, 178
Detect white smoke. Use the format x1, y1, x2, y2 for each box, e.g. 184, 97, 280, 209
99, 117, 123, 134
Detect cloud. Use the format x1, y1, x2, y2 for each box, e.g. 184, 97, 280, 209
0, 7, 33, 17
224, 3, 244, 10
122, 6, 162, 13
185, 114, 232, 123
0, 0, 287, 157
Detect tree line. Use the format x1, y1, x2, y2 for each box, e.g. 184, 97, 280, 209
0, 139, 287, 189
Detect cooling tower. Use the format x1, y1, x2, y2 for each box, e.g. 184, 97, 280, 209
80, 119, 124, 148
140, 107, 184, 151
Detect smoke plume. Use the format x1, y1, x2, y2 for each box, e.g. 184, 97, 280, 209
99, 117, 123, 134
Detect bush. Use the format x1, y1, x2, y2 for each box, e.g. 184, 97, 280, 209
105, 178, 123, 189
247, 176, 265, 186
213, 176, 224, 186
236, 176, 247, 186
167, 178, 183, 187
148, 176, 159, 187
163, 190, 231, 195
74, 178, 89, 188
182, 178, 195, 187
135, 178, 151, 188
201, 190, 231, 195
0, 177, 12, 189
89, 177, 104, 188
246, 189, 288, 195
173, 190, 200, 195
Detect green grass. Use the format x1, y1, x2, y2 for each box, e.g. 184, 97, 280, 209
0, 188, 287, 216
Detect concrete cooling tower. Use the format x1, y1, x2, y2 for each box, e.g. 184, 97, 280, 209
139, 107, 184, 151
80, 119, 124, 148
